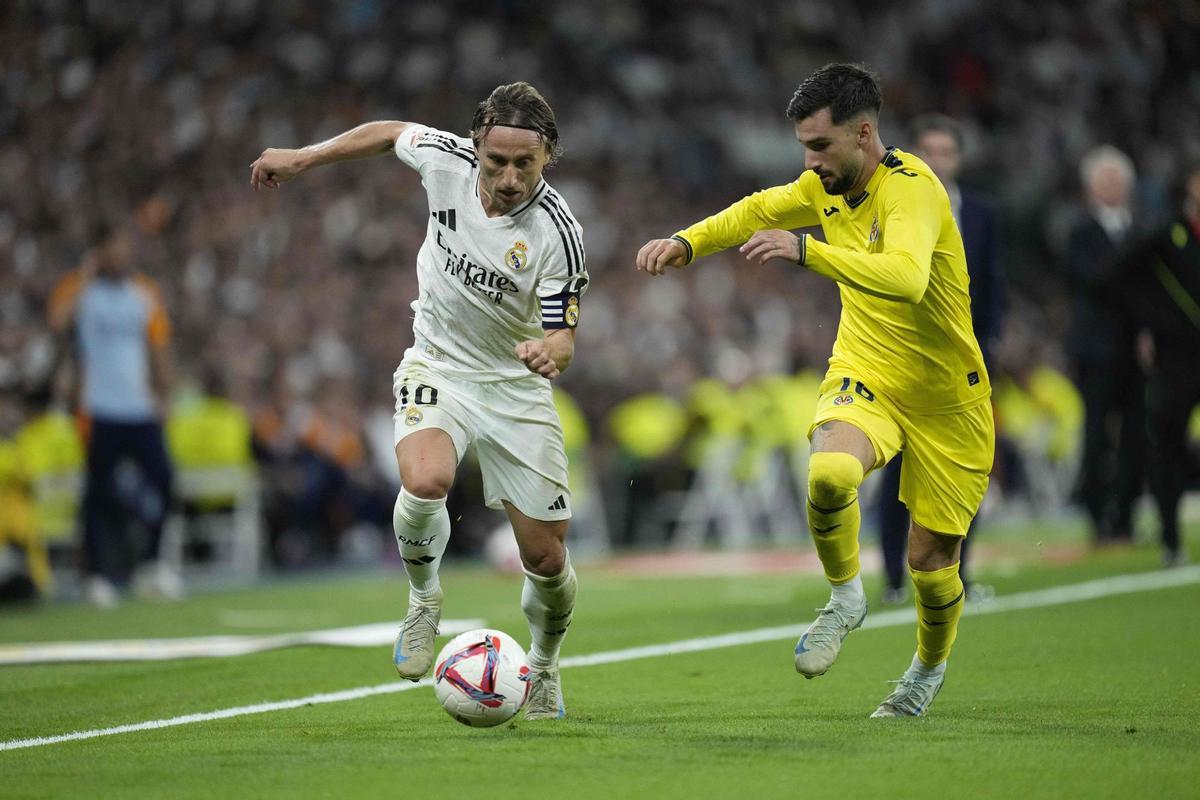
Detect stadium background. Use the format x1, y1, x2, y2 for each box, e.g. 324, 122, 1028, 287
2, 0, 1199, 586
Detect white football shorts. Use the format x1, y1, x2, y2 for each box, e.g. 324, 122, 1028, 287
392, 353, 571, 522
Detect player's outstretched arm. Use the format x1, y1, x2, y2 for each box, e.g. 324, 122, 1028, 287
638, 181, 819, 274
516, 329, 576, 380
250, 120, 412, 190
635, 238, 689, 276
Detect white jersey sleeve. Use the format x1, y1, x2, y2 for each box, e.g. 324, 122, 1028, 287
534, 189, 589, 330
394, 125, 478, 175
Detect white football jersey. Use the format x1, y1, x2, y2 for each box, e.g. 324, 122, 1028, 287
394, 125, 588, 382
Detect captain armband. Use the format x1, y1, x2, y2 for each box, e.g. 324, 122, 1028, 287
540, 288, 583, 330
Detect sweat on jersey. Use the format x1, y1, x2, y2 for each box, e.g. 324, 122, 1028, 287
673, 147, 989, 414
394, 125, 588, 382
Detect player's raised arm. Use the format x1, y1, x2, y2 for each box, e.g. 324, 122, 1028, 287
250, 120, 413, 190
637, 180, 818, 274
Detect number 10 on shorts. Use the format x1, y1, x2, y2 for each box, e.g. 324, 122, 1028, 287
399, 383, 440, 408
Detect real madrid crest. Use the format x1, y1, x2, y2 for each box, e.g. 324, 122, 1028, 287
404, 406, 424, 426
565, 295, 580, 328
868, 214, 880, 246
505, 240, 529, 270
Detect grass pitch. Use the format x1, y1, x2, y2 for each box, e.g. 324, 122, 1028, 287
1, 533, 1197, 799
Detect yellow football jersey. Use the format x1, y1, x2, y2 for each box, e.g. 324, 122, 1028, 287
674, 148, 989, 413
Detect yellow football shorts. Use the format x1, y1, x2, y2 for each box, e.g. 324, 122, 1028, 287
807, 371, 994, 535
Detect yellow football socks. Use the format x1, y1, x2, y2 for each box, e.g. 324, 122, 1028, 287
806, 452, 865, 584
910, 561, 965, 666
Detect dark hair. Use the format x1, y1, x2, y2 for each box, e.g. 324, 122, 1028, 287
911, 113, 964, 149
470, 82, 562, 165
785, 63, 882, 125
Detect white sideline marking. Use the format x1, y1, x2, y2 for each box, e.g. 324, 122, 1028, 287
3, 565, 1198, 752
0, 619, 487, 666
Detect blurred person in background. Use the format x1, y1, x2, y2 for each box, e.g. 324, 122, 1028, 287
48, 224, 179, 608
0, 390, 50, 604
1060, 146, 1145, 545
1110, 162, 1200, 566
250, 82, 586, 720
876, 113, 1004, 604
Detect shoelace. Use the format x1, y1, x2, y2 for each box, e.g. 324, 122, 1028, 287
804, 603, 861, 649
881, 675, 936, 715
400, 606, 438, 651
523, 671, 558, 708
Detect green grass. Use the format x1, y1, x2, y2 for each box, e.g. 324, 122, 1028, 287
2, 532, 1198, 799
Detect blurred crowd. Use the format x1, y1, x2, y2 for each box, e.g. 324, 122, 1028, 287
1, 0, 1199, 592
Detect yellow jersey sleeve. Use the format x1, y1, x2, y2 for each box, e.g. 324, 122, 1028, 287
803, 171, 940, 303
672, 179, 821, 264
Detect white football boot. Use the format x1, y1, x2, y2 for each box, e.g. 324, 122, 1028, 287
392, 587, 442, 680
870, 665, 946, 718
794, 595, 868, 678
522, 667, 565, 720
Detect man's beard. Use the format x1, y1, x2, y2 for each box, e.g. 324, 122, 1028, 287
825, 171, 856, 196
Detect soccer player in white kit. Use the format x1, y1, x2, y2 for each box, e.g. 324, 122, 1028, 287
250, 83, 585, 720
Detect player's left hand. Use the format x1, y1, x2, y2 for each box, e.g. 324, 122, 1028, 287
516, 340, 560, 380
740, 230, 802, 265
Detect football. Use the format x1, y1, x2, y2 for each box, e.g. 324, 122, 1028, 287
433, 629, 531, 727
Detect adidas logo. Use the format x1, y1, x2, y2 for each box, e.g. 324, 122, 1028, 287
431, 209, 457, 230
547, 495, 567, 511
403, 555, 436, 566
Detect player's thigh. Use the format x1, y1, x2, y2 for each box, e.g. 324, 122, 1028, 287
503, 500, 568, 576
808, 372, 903, 471
392, 363, 472, 497
474, 381, 572, 524
899, 402, 995, 536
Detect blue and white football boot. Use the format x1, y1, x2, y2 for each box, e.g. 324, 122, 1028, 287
794, 595, 868, 678
392, 587, 442, 681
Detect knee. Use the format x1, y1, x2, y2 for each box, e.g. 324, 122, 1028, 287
400, 473, 452, 501
907, 526, 961, 572
521, 537, 566, 577
807, 452, 865, 509
907, 550, 950, 573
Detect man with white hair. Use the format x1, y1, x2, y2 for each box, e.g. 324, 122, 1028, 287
1060, 145, 1145, 545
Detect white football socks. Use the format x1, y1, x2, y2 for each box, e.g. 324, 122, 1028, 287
910, 651, 947, 677
522, 551, 577, 670
830, 573, 865, 606
393, 488, 451, 601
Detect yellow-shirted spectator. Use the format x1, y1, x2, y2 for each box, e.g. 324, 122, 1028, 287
14, 396, 85, 546
0, 437, 51, 600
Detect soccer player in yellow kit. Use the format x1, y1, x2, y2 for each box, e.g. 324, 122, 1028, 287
636, 63, 994, 717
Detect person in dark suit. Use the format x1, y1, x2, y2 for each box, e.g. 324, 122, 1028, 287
1109, 162, 1200, 566
1061, 146, 1146, 545
876, 114, 1003, 603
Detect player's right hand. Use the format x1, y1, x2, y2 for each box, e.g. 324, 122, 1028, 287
250, 149, 303, 190
635, 238, 688, 276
